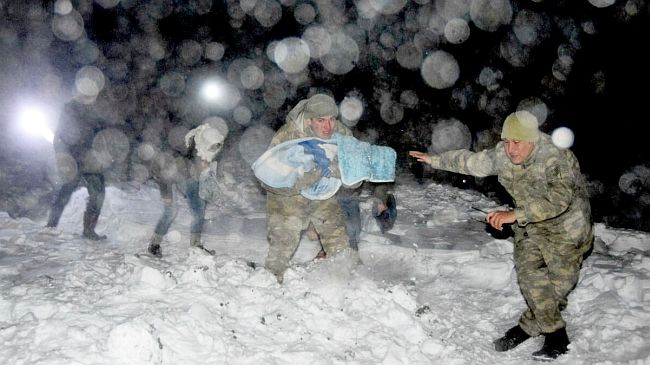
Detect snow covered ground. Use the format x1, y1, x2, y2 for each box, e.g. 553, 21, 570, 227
0, 175, 648, 365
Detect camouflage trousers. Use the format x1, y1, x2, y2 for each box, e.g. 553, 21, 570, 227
513, 226, 593, 336
265, 193, 349, 282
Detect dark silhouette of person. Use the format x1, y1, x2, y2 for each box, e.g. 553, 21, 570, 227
46, 97, 110, 240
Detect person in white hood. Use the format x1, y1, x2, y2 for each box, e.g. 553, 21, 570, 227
147, 121, 227, 257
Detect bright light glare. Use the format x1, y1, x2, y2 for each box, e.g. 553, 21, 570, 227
18, 106, 54, 143
201, 81, 223, 102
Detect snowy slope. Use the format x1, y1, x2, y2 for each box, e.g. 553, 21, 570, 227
0, 176, 648, 365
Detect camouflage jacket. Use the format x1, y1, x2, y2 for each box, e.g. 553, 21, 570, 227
428, 134, 592, 244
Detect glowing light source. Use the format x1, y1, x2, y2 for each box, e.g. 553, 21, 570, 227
201, 80, 224, 102
199, 79, 241, 110
17, 105, 54, 143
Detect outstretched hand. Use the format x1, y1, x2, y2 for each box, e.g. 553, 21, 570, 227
408, 151, 432, 164
486, 210, 516, 231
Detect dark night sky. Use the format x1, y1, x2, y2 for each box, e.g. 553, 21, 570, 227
1, 0, 649, 231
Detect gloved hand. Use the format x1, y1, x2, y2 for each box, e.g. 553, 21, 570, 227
299, 139, 331, 177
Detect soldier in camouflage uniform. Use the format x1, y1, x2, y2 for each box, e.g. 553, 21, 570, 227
260, 94, 356, 283
409, 110, 593, 361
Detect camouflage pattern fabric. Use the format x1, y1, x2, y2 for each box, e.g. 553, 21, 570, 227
427, 133, 593, 335
261, 110, 354, 282
514, 231, 586, 335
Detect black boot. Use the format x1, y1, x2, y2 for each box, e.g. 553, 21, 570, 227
148, 233, 163, 258
83, 230, 108, 241
83, 210, 107, 241
148, 244, 162, 257
532, 327, 570, 361
494, 325, 531, 352
190, 233, 215, 255
46, 210, 61, 228
82, 177, 106, 241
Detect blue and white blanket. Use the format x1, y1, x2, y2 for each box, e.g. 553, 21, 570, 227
252, 133, 396, 200
336, 134, 396, 186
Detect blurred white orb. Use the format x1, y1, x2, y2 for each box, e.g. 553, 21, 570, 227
588, 0, 616, 8
395, 42, 423, 70
431, 118, 472, 153
240, 65, 265, 89
444, 18, 470, 44
320, 32, 359, 75
51, 10, 84, 41
369, 0, 408, 14
274, 37, 311, 74
233, 105, 252, 126
54, 0, 72, 15
517, 97, 548, 126
131, 163, 150, 183
551, 127, 574, 149
340, 96, 364, 122
205, 42, 225, 61
96, 0, 120, 9
294, 3, 316, 25
380, 100, 404, 125
421, 50, 459, 89
137, 143, 156, 161
303, 26, 332, 59
75, 66, 105, 97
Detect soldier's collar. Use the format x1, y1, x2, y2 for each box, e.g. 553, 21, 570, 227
521, 142, 541, 168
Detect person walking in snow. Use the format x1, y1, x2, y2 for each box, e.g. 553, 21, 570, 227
257, 93, 358, 283
409, 110, 593, 361
46, 97, 111, 240
146, 122, 227, 257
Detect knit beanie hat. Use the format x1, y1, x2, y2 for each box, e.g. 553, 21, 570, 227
501, 110, 540, 142
302, 94, 338, 120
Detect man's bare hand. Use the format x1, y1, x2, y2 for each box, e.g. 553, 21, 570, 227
486, 210, 516, 231
409, 151, 431, 164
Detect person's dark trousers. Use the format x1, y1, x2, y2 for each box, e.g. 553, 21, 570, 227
47, 177, 81, 228
338, 195, 360, 250
47, 172, 105, 232
81, 173, 106, 237
184, 179, 206, 235
154, 182, 178, 236
154, 178, 205, 237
